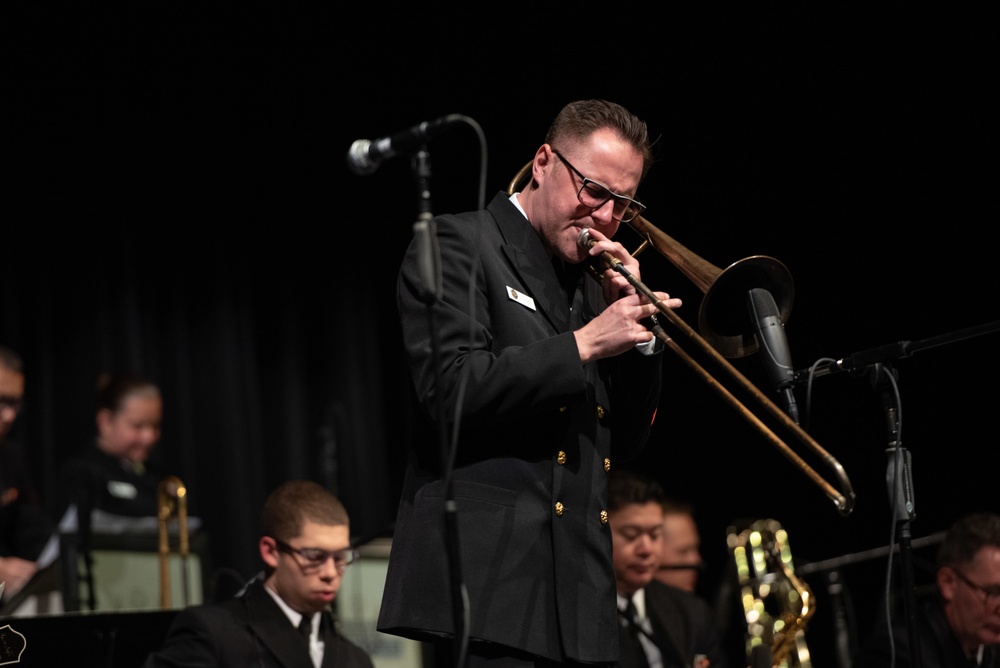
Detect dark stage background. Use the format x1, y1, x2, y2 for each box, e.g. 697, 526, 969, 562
6, 6, 998, 666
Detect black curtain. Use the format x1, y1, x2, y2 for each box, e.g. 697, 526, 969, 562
4, 224, 408, 583
7, 8, 1000, 664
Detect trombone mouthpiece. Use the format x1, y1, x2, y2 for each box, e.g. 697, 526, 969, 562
578, 228, 594, 248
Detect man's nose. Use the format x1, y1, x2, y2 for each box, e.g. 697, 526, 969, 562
591, 198, 617, 226
637, 536, 657, 554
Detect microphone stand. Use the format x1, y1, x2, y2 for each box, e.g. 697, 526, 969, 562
409, 146, 467, 668
871, 361, 922, 668
797, 531, 946, 668
790, 320, 999, 668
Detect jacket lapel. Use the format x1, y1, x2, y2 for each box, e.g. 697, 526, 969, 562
645, 583, 694, 667
491, 195, 570, 333
242, 580, 316, 667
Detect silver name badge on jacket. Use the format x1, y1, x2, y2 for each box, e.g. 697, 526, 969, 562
506, 286, 536, 311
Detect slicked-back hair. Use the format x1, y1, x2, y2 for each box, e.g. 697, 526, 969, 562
261, 480, 349, 542
544, 99, 653, 181
937, 512, 1000, 569
607, 467, 667, 512
0, 345, 24, 374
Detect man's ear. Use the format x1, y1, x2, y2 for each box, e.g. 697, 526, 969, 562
96, 408, 113, 433
531, 143, 554, 188
937, 567, 957, 602
260, 536, 279, 570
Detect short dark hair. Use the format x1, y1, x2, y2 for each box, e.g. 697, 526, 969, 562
0, 345, 24, 374
261, 480, 349, 542
937, 512, 1000, 569
607, 467, 666, 512
662, 497, 695, 518
545, 99, 653, 180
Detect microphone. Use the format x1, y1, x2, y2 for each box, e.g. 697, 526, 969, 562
747, 287, 800, 424
346, 114, 464, 175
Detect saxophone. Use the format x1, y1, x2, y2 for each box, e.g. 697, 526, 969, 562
728, 518, 814, 667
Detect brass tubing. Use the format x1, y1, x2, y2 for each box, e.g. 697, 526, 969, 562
509, 160, 854, 515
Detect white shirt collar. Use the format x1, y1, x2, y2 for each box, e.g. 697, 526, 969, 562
509, 191, 527, 219
617, 587, 648, 620
264, 582, 311, 631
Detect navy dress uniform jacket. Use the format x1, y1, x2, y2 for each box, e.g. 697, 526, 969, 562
378, 191, 663, 663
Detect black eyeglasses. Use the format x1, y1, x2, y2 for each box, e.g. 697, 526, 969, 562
950, 566, 1000, 607
0, 396, 24, 415
552, 149, 646, 223
273, 538, 360, 571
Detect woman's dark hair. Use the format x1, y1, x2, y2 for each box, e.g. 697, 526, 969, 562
96, 372, 160, 414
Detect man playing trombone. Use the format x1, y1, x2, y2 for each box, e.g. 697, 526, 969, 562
377, 99, 681, 667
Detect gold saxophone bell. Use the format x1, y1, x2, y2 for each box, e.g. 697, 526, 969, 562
508, 159, 855, 515
157, 475, 190, 609
728, 519, 815, 667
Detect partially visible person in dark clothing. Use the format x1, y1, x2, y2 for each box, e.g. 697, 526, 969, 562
854, 512, 1000, 668
0, 344, 54, 600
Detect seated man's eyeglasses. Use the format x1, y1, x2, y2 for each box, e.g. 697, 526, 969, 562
273, 538, 360, 571
552, 149, 647, 223
949, 566, 1000, 607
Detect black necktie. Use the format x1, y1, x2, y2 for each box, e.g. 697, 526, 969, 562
620, 598, 650, 668
298, 614, 312, 645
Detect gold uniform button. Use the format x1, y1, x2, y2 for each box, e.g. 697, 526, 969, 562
555, 502, 564, 517
557, 451, 567, 465
596, 405, 606, 419
600, 510, 608, 524
603, 458, 611, 472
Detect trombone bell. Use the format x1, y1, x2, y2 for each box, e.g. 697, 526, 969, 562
624, 214, 794, 359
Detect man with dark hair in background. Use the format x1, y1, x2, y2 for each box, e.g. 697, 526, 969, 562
608, 467, 728, 668
855, 511, 1000, 667
654, 497, 705, 595
0, 344, 54, 601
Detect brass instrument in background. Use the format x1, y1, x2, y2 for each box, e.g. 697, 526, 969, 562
508, 161, 856, 515
728, 519, 815, 667
157, 475, 190, 609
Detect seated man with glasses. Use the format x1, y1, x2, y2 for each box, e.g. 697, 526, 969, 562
145, 480, 373, 668
855, 511, 1000, 668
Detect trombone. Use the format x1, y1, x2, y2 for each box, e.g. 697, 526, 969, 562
157, 475, 191, 608
508, 162, 855, 515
